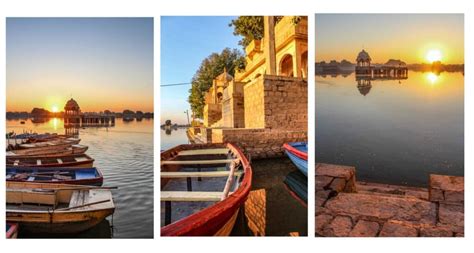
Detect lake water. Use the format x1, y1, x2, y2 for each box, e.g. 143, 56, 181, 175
316, 71, 464, 187
160, 128, 307, 236
7, 118, 154, 238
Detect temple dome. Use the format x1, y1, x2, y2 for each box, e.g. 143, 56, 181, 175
64, 98, 80, 111
356, 50, 371, 62
215, 68, 233, 83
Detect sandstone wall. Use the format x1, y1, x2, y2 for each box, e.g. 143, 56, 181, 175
244, 77, 265, 128
212, 128, 307, 159
223, 82, 245, 128
262, 75, 307, 130
203, 103, 222, 127
243, 75, 307, 130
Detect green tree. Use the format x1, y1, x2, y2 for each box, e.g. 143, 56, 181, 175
188, 48, 245, 118
229, 16, 304, 48
229, 16, 264, 48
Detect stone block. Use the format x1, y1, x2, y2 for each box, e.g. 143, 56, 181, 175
315, 214, 333, 236
316, 163, 355, 181
429, 174, 464, 204
349, 220, 380, 237
438, 203, 464, 228
379, 221, 418, 237
419, 226, 453, 237
315, 175, 333, 190
325, 193, 437, 226
329, 178, 347, 192
323, 216, 353, 237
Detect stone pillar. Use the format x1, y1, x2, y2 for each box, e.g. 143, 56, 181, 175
264, 16, 276, 75
293, 44, 302, 78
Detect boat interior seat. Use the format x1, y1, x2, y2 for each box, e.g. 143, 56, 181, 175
74, 157, 89, 162
69, 190, 88, 207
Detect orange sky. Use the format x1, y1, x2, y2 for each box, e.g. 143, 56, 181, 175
316, 14, 464, 64
6, 18, 153, 113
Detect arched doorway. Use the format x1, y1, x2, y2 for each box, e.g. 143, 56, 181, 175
279, 54, 293, 77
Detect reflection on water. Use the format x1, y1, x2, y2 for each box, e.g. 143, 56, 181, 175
160, 128, 190, 150
7, 118, 154, 238
316, 71, 464, 186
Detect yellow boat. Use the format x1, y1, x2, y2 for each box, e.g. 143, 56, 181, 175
6, 182, 115, 234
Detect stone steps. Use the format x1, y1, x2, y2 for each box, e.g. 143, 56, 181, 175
315, 163, 464, 237
355, 182, 429, 201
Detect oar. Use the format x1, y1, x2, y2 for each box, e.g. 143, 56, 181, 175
55, 186, 119, 191
31, 186, 118, 192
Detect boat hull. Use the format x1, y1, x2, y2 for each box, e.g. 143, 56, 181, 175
7, 154, 95, 168
6, 167, 103, 186
6, 223, 19, 238
6, 182, 115, 235
161, 143, 252, 236
7, 145, 88, 158
283, 142, 308, 176
7, 208, 114, 234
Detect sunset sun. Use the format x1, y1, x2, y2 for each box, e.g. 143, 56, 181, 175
426, 49, 442, 63
51, 105, 59, 113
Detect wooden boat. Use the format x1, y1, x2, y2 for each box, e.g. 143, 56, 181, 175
7, 167, 103, 186
6, 182, 115, 234
7, 153, 94, 168
283, 170, 307, 207
6, 144, 88, 157
161, 143, 252, 236
283, 142, 308, 176
6, 222, 19, 238
7, 138, 81, 153
26, 134, 69, 143
19, 137, 81, 149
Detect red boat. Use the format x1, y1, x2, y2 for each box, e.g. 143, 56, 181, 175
6, 222, 19, 238
160, 143, 252, 236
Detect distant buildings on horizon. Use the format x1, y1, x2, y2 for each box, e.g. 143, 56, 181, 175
6, 108, 154, 120
316, 60, 464, 74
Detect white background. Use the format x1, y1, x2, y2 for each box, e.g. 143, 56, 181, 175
0, 0, 470, 252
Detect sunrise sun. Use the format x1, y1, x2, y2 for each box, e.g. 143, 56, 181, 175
51, 105, 59, 113
426, 49, 442, 63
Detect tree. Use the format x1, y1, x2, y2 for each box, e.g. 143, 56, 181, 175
229, 16, 304, 48
229, 16, 264, 48
188, 48, 245, 118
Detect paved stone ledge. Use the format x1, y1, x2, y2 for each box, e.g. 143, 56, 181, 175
315, 163, 464, 237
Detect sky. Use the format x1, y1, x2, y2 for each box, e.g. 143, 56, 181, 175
315, 14, 464, 64
160, 16, 240, 125
7, 18, 153, 113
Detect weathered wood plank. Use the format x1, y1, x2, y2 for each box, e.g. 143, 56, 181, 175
178, 148, 229, 156
161, 159, 235, 165
160, 171, 242, 178
161, 191, 224, 202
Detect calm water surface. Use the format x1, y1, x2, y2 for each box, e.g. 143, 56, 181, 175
316, 71, 464, 186
7, 118, 154, 238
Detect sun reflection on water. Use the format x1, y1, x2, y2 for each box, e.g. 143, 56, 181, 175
51, 117, 59, 130
426, 72, 439, 85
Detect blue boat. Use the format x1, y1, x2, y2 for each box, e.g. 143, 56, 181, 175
283, 142, 308, 176
6, 167, 103, 186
